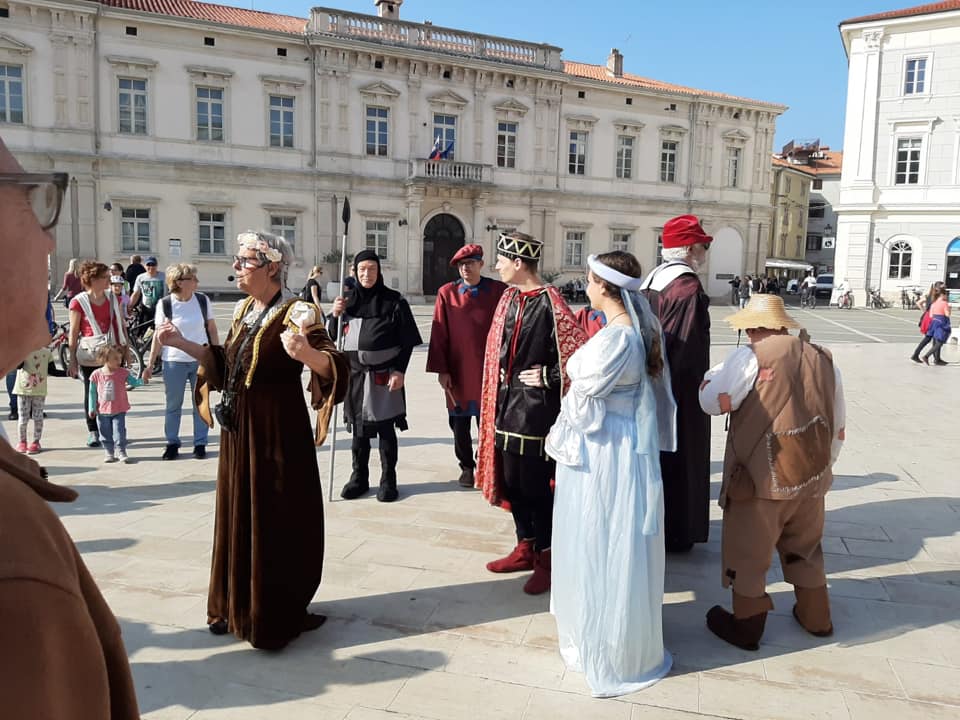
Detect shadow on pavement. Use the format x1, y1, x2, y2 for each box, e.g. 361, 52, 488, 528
57, 479, 216, 516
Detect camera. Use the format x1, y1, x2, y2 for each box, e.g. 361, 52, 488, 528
214, 391, 237, 432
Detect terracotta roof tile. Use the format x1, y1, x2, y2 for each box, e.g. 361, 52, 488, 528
97, 0, 308, 35
771, 150, 843, 176
842, 0, 960, 25
562, 61, 785, 109
771, 156, 816, 177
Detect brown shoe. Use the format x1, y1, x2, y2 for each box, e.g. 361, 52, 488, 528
457, 468, 475, 488
486, 539, 535, 573
706, 605, 767, 651
523, 548, 551, 595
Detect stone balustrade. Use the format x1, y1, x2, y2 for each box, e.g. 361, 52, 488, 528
309, 8, 563, 70
408, 158, 493, 184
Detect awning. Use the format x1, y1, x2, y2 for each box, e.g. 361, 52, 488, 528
764, 258, 814, 271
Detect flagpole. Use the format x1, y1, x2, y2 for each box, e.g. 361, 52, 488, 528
327, 196, 350, 503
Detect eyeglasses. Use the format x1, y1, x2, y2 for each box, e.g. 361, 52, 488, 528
0, 172, 69, 231
232, 255, 265, 270
181, 276, 198, 282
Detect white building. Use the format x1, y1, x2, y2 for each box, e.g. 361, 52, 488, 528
836, 1, 960, 303
5, 0, 785, 297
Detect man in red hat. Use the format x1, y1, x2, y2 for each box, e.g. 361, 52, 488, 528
426, 243, 507, 487
640, 214, 712, 552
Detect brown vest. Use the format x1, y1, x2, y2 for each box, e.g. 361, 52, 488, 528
721, 334, 836, 504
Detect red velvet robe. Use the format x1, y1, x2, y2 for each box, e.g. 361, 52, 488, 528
574, 306, 607, 338
426, 277, 507, 416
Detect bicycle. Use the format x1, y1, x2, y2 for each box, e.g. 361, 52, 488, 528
50, 321, 71, 371
125, 312, 161, 379
800, 288, 817, 309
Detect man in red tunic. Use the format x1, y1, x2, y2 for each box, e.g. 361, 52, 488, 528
426, 244, 507, 488
640, 215, 712, 553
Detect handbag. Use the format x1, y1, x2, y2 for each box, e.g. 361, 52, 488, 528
74, 292, 122, 366
919, 310, 932, 335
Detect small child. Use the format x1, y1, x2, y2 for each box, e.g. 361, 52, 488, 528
110, 275, 130, 317
12, 345, 67, 453
88, 344, 145, 463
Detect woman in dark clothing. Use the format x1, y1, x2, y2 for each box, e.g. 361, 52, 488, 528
329, 249, 422, 502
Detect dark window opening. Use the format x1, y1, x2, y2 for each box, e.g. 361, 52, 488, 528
442, 69, 451, 79
374, 59, 384, 69
577, 90, 585, 99
276, 47, 287, 57
204, 36, 215, 47
125, 25, 137, 35
0, 8, 9, 18
625, 97, 633, 105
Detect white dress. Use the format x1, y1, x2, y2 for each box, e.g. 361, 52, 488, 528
546, 323, 672, 698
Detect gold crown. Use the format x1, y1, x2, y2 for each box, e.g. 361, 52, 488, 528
497, 232, 542, 261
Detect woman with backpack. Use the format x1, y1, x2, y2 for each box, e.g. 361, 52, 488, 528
143, 264, 219, 460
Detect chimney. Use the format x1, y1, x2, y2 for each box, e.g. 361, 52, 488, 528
375, 0, 402, 19
606, 48, 623, 78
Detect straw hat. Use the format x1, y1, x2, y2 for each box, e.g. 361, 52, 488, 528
726, 294, 801, 330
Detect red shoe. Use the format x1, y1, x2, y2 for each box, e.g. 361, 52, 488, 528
27, 441, 41, 455
486, 539, 535, 573
15, 440, 27, 453
523, 548, 552, 595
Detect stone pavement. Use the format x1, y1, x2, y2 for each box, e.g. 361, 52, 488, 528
8, 304, 960, 720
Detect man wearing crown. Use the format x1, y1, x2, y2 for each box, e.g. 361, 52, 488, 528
640, 215, 713, 553
426, 244, 507, 488
698, 294, 845, 651
476, 231, 587, 595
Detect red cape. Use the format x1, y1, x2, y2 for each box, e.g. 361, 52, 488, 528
475, 285, 587, 508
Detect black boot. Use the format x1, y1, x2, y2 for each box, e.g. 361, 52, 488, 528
340, 444, 371, 500
377, 436, 399, 502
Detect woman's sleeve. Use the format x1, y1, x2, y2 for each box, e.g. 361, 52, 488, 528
567, 330, 633, 399
305, 324, 350, 446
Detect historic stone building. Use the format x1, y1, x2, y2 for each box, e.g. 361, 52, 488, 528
837, 1, 960, 303
5, 0, 785, 297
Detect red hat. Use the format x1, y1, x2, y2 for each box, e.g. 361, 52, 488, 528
450, 243, 484, 266
662, 215, 712, 249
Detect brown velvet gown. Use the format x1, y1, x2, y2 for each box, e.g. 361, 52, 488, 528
197, 298, 348, 650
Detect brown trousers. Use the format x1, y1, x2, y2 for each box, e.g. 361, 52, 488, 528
721, 494, 828, 619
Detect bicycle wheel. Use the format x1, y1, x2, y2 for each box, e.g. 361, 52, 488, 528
127, 345, 144, 379
810, 295, 817, 309
58, 342, 71, 372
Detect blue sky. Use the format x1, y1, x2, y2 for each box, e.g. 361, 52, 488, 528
240, 0, 909, 151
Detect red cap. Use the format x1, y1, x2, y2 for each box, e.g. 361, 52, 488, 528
450, 243, 484, 266
662, 215, 712, 249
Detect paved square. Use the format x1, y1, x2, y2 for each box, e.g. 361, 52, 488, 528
11, 301, 959, 719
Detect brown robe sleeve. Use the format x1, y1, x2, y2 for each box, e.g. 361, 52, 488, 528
194, 344, 228, 430
305, 324, 349, 446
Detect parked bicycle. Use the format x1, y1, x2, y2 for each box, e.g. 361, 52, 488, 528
838, 290, 854, 309
50, 320, 71, 371
868, 288, 891, 309
125, 313, 161, 379
901, 286, 923, 309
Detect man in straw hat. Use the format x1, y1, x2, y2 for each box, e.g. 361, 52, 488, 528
426, 243, 507, 488
698, 294, 846, 650
476, 231, 586, 595
640, 214, 712, 552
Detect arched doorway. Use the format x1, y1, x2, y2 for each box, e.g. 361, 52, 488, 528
706, 226, 744, 298
422, 213, 465, 295
945, 237, 960, 292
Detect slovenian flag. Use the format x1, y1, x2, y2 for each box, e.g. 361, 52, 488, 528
428, 135, 442, 160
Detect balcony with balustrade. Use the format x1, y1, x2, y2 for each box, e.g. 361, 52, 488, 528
308, 8, 564, 71
408, 158, 493, 185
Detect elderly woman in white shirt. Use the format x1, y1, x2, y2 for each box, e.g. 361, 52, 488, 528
143, 263, 219, 460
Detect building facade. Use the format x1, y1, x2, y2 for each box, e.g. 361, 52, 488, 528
836, 1, 960, 303
5, 0, 785, 297
768, 155, 814, 283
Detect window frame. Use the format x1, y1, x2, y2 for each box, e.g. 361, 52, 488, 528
893, 135, 923, 185
432, 112, 457, 160
611, 231, 631, 253
269, 214, 297, 255
725, 145, 742, 188
902, 54, 931, 97
563, 230, 585, 268
496, 120, 518, 169
659, 140, 678, 183
0, 63, 25, 125
268, 93, 295, 149
615, 134, 634, 180
118, 76, 148, 135
568, 130, 588, 176
197, 209, 228, 256
888, 240, 913, 279
195, 85, 225, 143
806, 234, 822, 252
119, 207, 152, 254
364, 219, 390, 261
365, 104, 390, 157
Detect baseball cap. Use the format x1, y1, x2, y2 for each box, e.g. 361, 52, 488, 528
145, 256, 158, 266
110, 275, 125, 285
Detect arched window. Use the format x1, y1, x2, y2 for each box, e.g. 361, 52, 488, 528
888, 240, 913, 279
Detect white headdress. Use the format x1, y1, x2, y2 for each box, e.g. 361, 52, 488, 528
238, 231, 285, 264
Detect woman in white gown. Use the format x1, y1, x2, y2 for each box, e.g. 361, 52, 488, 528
546, 251, 677, 698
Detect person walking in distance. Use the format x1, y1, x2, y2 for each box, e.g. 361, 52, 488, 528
639, 215, 712, 553
476, 231, 586, 595
426, 243, 507, 488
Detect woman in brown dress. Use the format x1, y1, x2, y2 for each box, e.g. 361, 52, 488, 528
156, 230, 348, 650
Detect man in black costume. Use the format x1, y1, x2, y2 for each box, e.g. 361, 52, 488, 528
329, 250, 422, 502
